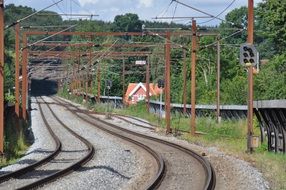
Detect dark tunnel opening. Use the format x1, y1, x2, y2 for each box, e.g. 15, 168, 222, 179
31, 79, 58, 97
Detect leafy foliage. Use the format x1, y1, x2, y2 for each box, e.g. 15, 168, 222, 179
3, 2, 286, 108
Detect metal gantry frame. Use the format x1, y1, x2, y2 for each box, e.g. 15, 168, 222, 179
17, 30, 198, 136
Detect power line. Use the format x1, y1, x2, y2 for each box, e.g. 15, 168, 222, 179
198, 0, 236, 25
200, 28, 245, 49
156, 0, 174, 18
5, 0, 64, 29
22, 24, 77, 50
171, 2, 178, 22
173, 0, 236, 26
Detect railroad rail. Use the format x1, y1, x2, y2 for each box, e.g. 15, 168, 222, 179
0, 97, 95, 189
79, 93, 286, 153
0, 98, 62, 183
52, 96, 216, 189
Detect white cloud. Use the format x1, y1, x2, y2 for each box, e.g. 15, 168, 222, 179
138, 0, 154, 8
78, 0, 99, 6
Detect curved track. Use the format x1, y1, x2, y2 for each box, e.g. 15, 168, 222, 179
0, 98, 62, 183
0, 97, 94, 189
53, 96, 216, 190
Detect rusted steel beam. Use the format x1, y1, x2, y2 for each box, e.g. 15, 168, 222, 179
146, 56, 150, 112
96, 63, 101, 103
24, 31, 193, 37
22, 33, 28, 120
15, 23, 20, 117
182, 48, 187, 114
165, 31, 171, 134
30, 42, 161, 48
190, 19, 197, 136
247, 0, 254, 153
216, 36, 221, 123
29, 50, 152, 56
122, 59, 125, 105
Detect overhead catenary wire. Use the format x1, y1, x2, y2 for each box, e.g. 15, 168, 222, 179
200, 28, 245, 49
22, 24, 77, 50
198, 0, 236, 25
171, 2, 178, 22
5, 0, 64, 29
156, 0, 174, 18
172, 0, 237, 27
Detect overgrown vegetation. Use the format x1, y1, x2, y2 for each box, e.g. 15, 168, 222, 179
0, 110, 30, 167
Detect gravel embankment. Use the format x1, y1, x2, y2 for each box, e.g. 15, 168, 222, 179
89, 109, 270, 190
42, 96, 153, 190
0, 97, 55, 175
0, 98, 88, 189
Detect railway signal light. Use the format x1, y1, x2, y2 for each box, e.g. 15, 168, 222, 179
240, 43, 258, 67
158, 79, 164, 88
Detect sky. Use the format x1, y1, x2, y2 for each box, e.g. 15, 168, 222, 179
6, 0, 263, 26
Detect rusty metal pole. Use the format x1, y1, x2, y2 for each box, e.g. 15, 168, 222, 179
190, 19, 197, 136
165, 31, 171, 134
122, 59, 125, 105
85, 55, 89, 102
216, 35, 221, 123
182, 48, 187, 114
89, 41, 92, 94
22, 33, 28, 120
0, 0, 4, 153
72, 63, 75, 93
97, 63, 101, 103
247, 0, 254, 153
15, 23, 20, 117
77, 51, 80, 95
146, 56, 150, 113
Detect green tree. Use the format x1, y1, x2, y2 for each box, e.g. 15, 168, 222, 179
257, 0, 286, 54
112, 13, 142, 32
255, 53, 286, 100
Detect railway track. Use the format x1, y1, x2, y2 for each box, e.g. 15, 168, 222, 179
0, 97, 95, 189
52, 96, 216, 190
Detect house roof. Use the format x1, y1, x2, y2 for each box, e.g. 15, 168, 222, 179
125, 82, 162, 99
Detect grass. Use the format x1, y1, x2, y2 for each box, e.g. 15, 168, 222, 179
0, 112, 30, 168
58, 90, 286, 190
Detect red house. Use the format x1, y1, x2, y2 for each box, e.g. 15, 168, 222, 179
125, 82, 162, 105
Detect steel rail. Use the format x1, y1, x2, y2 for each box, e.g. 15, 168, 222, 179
53, 96, 216, 190
13, 97, 95, 190
51, 96, 166, 190
0, 98, 62, 183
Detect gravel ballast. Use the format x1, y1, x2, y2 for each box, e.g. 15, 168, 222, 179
0, 95, 270, 189
0, 97, 56, 174
42, 96, 153, 190
92, 111, 270, 190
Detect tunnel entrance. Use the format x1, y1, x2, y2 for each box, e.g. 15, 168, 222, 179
31, 79, 58, 97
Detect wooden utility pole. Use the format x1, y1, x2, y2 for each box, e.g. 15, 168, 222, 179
165, 31, 171, 133
190, 19, 197, 136
146, 56, 150, 112
22, 33, 28, 120
216, 35, 221, 123
247, 0, 254, 153
182, 48, 187, 114
0, 0, 4, 153
15, 23, 20, 117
